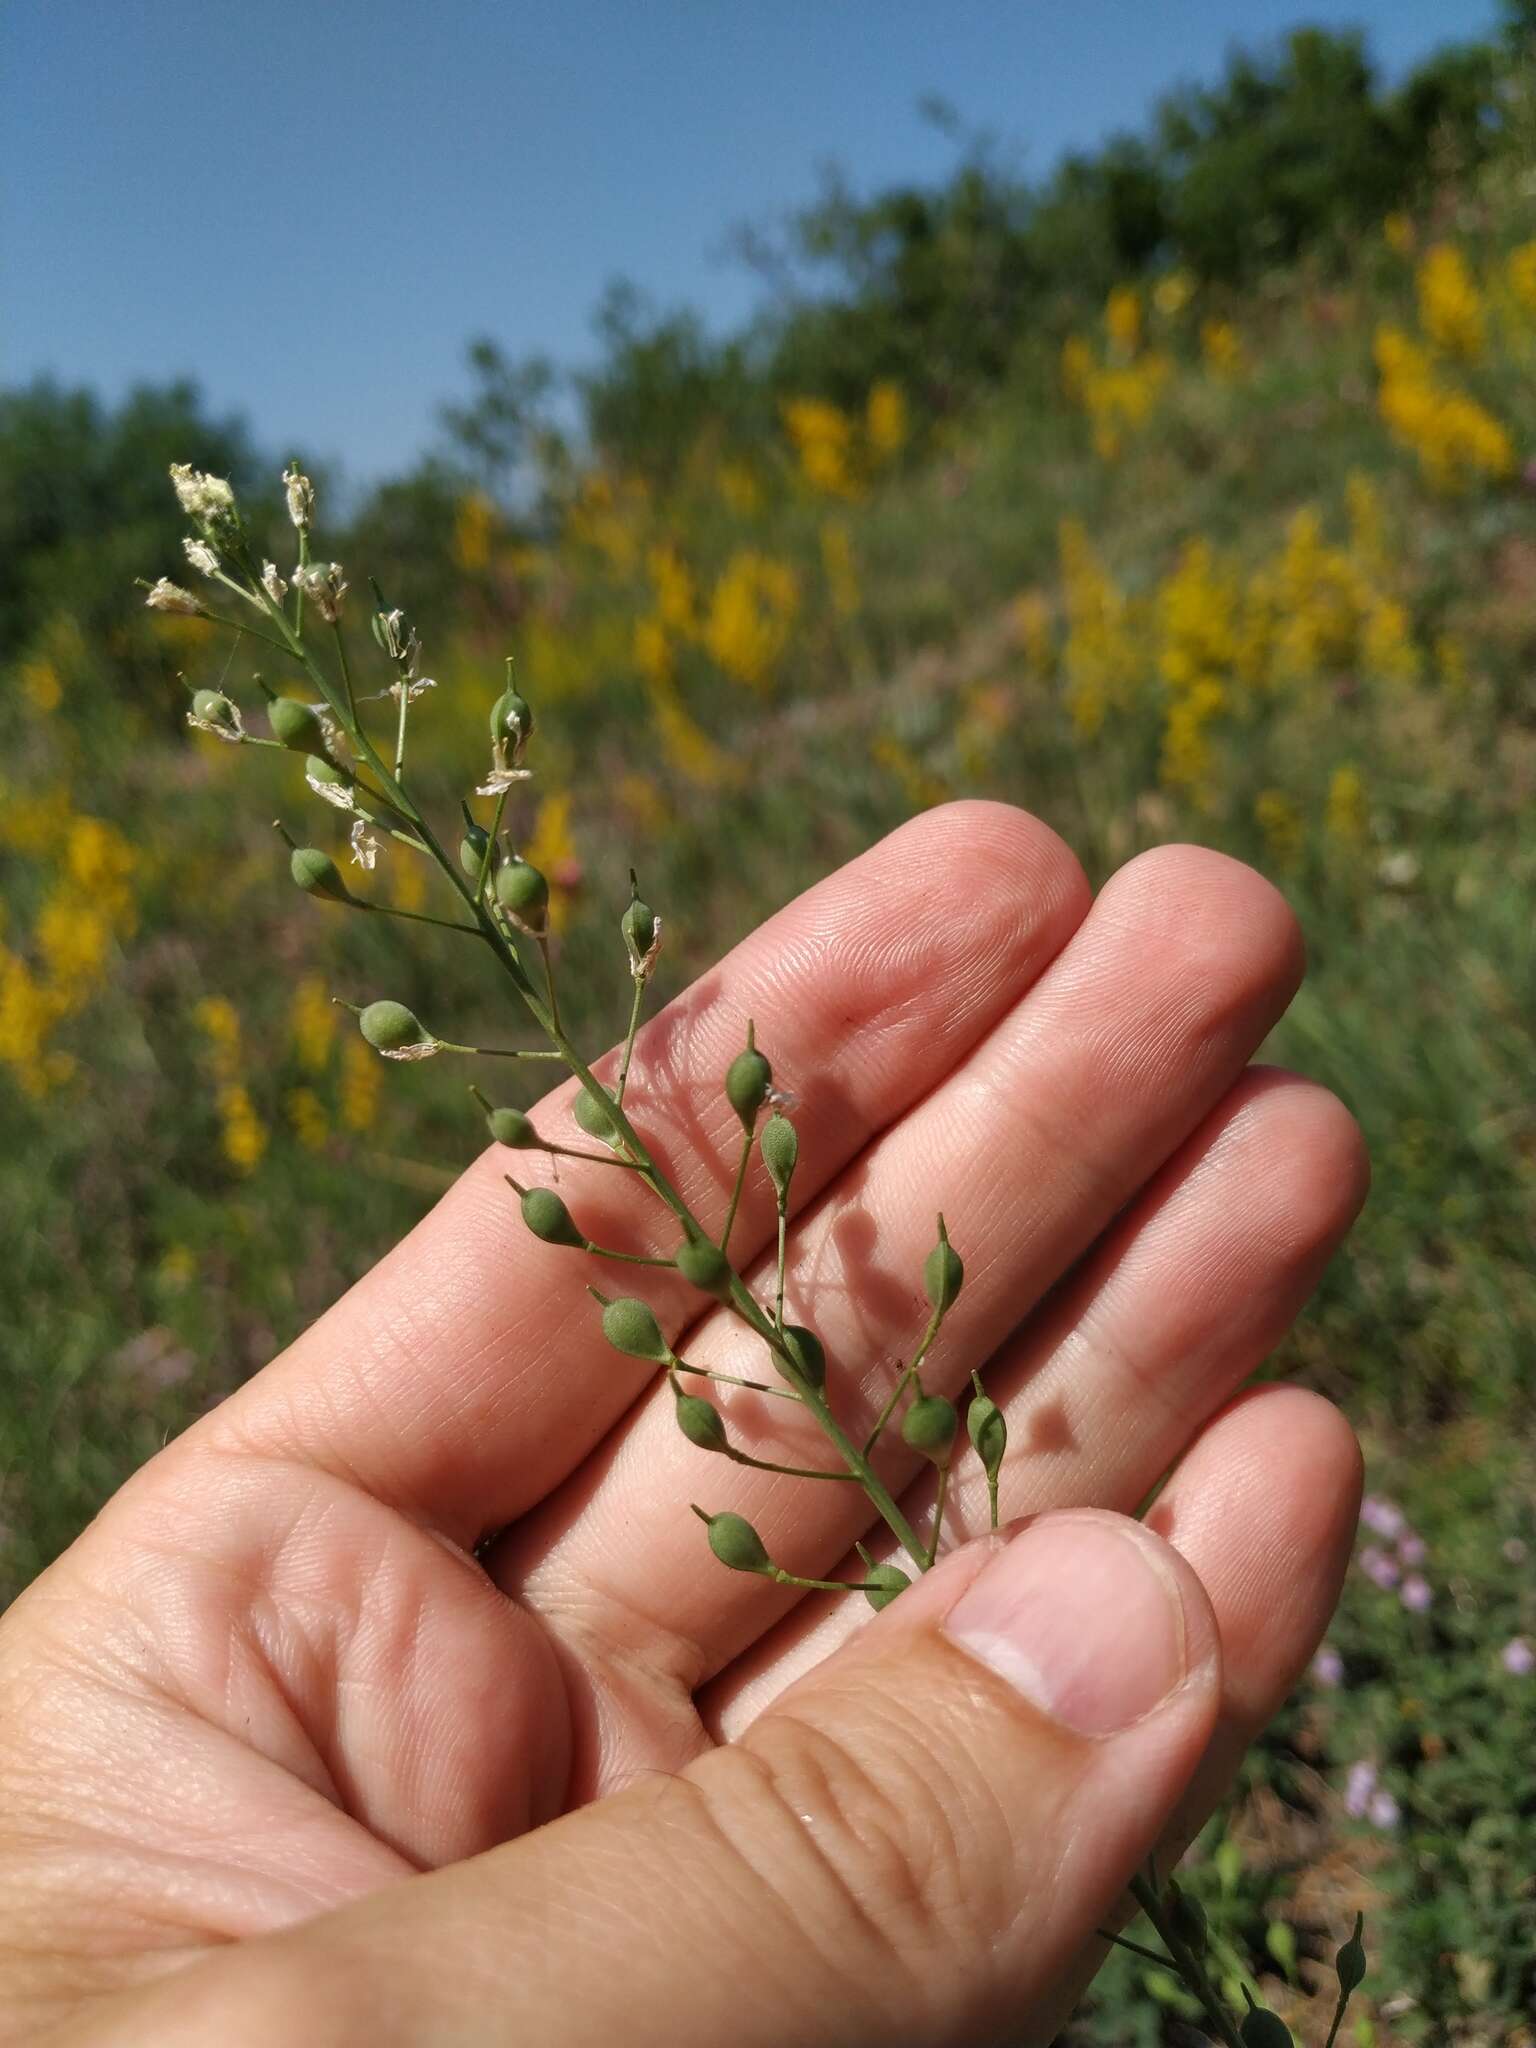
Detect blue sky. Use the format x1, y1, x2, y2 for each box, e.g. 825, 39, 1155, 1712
5, 0, 1500, 486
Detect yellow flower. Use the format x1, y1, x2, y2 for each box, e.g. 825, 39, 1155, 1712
702, 551, 799, 691
1105, 285, 1143, 358
523, 791, 580, 931
782, 397, 861, 499
1326, 766, 1369, 845
865, 380, 908, 460
1417, 244, 1485, 361
339, 1035, 381, 1133
390, 858, 428, 914
1013, 591, 1055, 674
633, 615, 673, 688
158, 1244, 196, 1292
1154, 272, 1194, 318
1058, 520, 1142, 738
285, 1086, 330, 1152
648, 545, 696, 635
1200, 319, 1242, 380
1507, 241, 1536, 319
1374, 324, 1511, 491
290, 973, 336, 1074
649, 679, 744, 789
217, 1083, 268, 1171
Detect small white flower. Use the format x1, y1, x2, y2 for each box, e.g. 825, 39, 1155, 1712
305, 760, 358, 810
624, 913, 663, 983
145, 577, 202, 615
169, 463, 235, 524
182, 537, 219, 577
283, 463, 315, 529
261, 561, 288, 604
475, 764, 535, 796
349, 819, 380, 870
378, 1039, 442, 1062
292, 561, 348, 623
390, 674, 437, 703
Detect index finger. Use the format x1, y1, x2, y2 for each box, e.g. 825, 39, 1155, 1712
202, 802, 1089, 1546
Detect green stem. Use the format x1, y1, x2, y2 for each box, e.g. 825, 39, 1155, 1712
925, 1463, 950, 1570
770, 1570, 891, 1595
775, 1202, 788, 1331
356, 902, 481, 936
394, 678, 410, 778
726, 1449, 860, 1482
583, 1244, 676, 1269
720, 1129, 753, 1254
1128, 1878, 1243, 2048
864, 1304, 944, 1455
332, 622, 358, 723
476, 785, 510, 903
1096, 1930, 1174, 1968
538, 936, 562, 1034
671, 1360, 799, 1403
615, 976, 646, 1108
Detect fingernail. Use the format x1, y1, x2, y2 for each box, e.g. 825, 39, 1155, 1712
942, 1513, 1188, 1736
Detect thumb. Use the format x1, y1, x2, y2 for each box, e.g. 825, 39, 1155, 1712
81, 1511, 1222, 2048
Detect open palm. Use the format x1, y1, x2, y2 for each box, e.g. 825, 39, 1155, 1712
0, 804, 1365, 2045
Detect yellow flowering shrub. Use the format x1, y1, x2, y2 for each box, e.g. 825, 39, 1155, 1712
865, 381, 908, 461
1105, 285, 1143, 358
702, 551, 799, 691
1374, 325, 1513, 491
1326, 765, 1369, 845
1416, 245, 1486, 361
1058, 521, 1142, 737
1506, 241, 1536, 320
1200, 319, 1243, 379
782, 397, 862, 499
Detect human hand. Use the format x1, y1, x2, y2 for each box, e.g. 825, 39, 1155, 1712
0, 804, 1366, 2047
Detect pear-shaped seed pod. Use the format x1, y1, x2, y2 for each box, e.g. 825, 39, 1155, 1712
305, 753, 353, 794
489, 686, 534, 746
601, 1297, 669, 1362
486, 1105, 536, 1149
573, 1088, 616, 1141
675, 1238, 733, 1299
923, 1220, 964, 1313
459, 819, 494, 877
902, 1392, 958, 1465
759, 1114, 798, 1202
358, 1000, 429, 1052
622, 889, 658, 963
862, 1563, 911, 1612
290, 846, 350, 903
268, 695, 324, 752
966, 1384, 1007, 1479
1335, 1915, 1366, 1998
703, 1511, 770, 1574
725, 1044, 772, 1129
674, 1390, 728, 1454
1239, 2007, 1293, 2048
779, 1324, 826, 1391
519, 1186, 584, 1248
191, 688, 239, 731
495, 857, 549, 931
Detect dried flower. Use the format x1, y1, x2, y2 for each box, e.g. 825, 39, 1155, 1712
169, 463, 235, 526
292, 562, 347, 623
145, 577, 202, 615
182, 538, 219, 577
349, 819, 380, 870
186, 688, 244, 741
305, 756, 357, 810
261, 561, 288, 604
283, 462, 315, 529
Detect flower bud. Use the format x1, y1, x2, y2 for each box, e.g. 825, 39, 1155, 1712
489, 686, 535, 751
923, 1216, 963, 1313
573, 1087, 616, 1141
268, 694, 324, 752
486, 1105, 537, 1148
698, 1509, 771, 1574
520, 1186, 585, 1248
675, 1237, 734, 1299
902, 1391, 958, 1465
495, 856, 550, 933
1335, 1914, 1366, 1998
147, 576, 202, 614
290, 846, 351, 903
282, 461, 315, 529
1240, 2004, 1292, 2048
779, 1324, 826, 1391
966, 1376, 1007, 1480
601, 1297, 670, 1362
863, 1563, 911, 1612
760, 1114, 798, 1202
674, 1389, 729, 1454
358, 999, 431, 1054
725, 1035, 772, 1130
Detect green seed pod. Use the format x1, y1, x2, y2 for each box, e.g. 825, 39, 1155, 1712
573, 1088, 616, 1141
725, 1042, 772, 1130
1240, 2005, 1293, 2048
674, 1390, 729, 1454
495, 856, 550, 932
290, 846, 351, 903
358, 999, 430, 1053
459, 818, 495, 877
923, 1218, 964, 1313
966, 1379, 1007, 1480
268, 694, 324, 752
1166, 1880, 1208, 1957
601, 1297, 669, 1362
305, 753, 352, 794
486, 1105, 536, 1149
621, 883, 658, 971
702, 1510, 770, 1574
675, 1238, 734, 1299
1335, 1914, 1366, 1998
489, 686, 534, 748
862, 1563, 911, 1612
760, 1114, 798, 1203
779, 1324, 826, 1391
191, 687, 239, 732
902, 1392, 959, 1465
520, 1186, 584, 1247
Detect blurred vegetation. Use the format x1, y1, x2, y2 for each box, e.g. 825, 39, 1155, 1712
4, 9, 1536, 2045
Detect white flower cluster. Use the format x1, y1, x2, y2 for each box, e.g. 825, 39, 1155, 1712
292, 561, 348, 624
168, 463, 235, 527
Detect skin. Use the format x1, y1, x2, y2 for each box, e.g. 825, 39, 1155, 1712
0, 803, 1368, 2046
